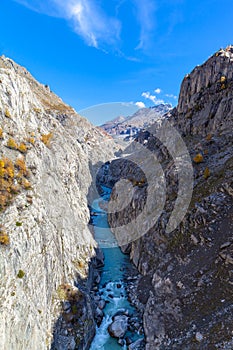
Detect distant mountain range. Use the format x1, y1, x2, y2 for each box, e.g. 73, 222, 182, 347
100, 103, 172, 137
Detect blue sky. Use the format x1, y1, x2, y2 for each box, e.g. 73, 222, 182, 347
0, 0, 233, 124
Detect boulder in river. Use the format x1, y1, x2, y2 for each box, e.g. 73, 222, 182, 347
108, 315, 128, 338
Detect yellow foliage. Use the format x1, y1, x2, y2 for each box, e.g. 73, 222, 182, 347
0, 158, 14, 179
0, 193, 8, 209
206, 133, 212, 141
193, 153, 204, 163
21, 178, 31, 190
3, 157, 13, 168
0, 156, 31, 211
33, 108, 42, 113
5, 109, 11, 118
10, 184, 20, 194
220, 76, 226, 83
15, 158, 27, 175
41, 132, 53, 147
6, 166, 14, 179
0, 178, 9, 191
0, 167, 5, 178
3, 158, 14, 179
0, 128, 3, 139
7, 138, 18, 150
0, 160, 5, 178
204, 167, 210, 179
0, 229, 10, 245
18, 142, 27, 153
27, 137, 35, 145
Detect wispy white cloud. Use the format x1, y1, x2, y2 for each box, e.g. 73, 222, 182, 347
142, 91, 165, 105
165, 93, 178, 99
15, 0, 121, 50
65, 1, 121, 49
15, 0, 159, 56
133, 0, 157, 50
135, 101, 146, 108
154, 88, 162, 94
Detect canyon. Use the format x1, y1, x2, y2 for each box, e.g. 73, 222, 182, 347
0, 45, 233, 350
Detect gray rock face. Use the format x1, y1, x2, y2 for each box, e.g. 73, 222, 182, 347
106, 46, 233, 349
108, 315, 128, 338
176, 45, 233, 136
0, 56, 119, 350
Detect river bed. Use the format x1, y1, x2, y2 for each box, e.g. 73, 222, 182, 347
89, 187, 144, 350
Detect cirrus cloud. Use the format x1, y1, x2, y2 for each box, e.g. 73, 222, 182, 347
15, 0, 121, 50
15, 0, 158, 55
133, 0, 157, 51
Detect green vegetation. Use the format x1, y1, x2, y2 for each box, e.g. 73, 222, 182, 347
16, 222, 22, 227
57, 284, 82, 301
17, 270, 25, 278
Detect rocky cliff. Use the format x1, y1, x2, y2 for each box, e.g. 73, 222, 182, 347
0, 56, 118, 350
106, 46, 233, 349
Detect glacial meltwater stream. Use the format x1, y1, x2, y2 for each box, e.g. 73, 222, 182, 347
89, 187, 143, 350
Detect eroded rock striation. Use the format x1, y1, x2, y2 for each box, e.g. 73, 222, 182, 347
107, 46, 233, 349
0, 56, 118, 350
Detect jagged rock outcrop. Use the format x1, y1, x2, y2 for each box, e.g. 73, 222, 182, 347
176, 45, 233, 136
106, 46, 233, 349
0, 56, 118, 350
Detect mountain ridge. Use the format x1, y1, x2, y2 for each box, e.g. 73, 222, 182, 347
100, 103, 172, 137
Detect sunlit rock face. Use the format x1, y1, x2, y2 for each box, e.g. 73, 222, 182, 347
0, 56, 119, 350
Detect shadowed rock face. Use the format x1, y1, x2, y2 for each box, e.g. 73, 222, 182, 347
106, 46, 233, 349
0, 56, 119, 350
